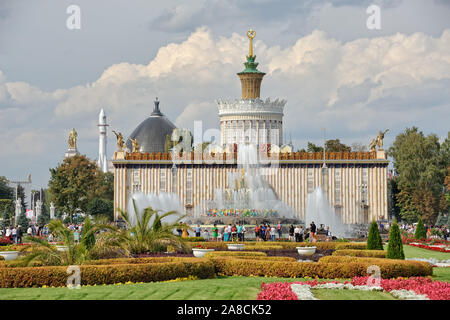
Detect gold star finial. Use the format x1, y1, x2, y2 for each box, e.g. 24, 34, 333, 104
247, 29, 256, 57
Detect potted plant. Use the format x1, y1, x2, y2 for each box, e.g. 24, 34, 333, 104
0, 245, 20, 260
227, 242, 245, 250
192, 244, 215, 257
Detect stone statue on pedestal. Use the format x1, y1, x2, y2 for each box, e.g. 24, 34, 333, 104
65, 128, 80, 158
50, 202, 55, 220
14, 199, 22, 222
35, 200, 42, 222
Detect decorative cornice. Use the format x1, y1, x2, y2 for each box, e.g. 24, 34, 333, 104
217, 98, 286, 116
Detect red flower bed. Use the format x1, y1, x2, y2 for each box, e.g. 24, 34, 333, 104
402, 237, 450, 245
408, 243, 450, 253
257, 282, 298, 300
351, 277, 450, 300
257, 277, 450, 300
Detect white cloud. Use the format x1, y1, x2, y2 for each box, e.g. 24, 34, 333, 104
1, 27, 450, 186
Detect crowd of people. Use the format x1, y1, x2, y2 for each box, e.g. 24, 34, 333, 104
205, 209, 279, 218
0, 222, 85, 244
399, 222, 449, 240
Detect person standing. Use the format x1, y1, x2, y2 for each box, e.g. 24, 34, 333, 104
298, 226, 304, 242
277, 222, 282, 239
310, 222, 317, 242
27, 225, 32, 237
270, 225, 276, 242
5, 227, 11, 241
212, 224, 218, 242
237, 223, 243, 242
12, 226, 17, 244
265, 225, 271, 242
73, 228, 80, 243
289, 225, 295, 241
255, 225, 260, 242
294, 225, 300, 242
195, 224, 201, 237
16, 225, 23, 244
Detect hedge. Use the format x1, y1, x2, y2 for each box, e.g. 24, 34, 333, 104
188, 241, 367, 251
332, 249, 387, 258
0, 259, 216, 288
335, 243, 368, 250
210, 256, 432, 279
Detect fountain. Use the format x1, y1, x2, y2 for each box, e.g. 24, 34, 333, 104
192, 141, 298, 225
125, 192, 185, 227
304, 187, 349, 238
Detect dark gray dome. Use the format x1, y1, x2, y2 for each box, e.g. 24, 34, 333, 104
127, 99, 176, 153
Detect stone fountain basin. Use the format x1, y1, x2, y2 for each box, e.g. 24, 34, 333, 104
0, 251, 19, 260
192, 248, 215, 258
296, 246, 316, 256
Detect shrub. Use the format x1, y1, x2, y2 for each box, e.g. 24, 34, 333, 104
332, 249, 386, 258
183, 237, 207, 242
244, 245, 284, 250
415, 218, 427, 240
386, 220, 405, 260
367, 221, 383, 250
335, 243, 367, 250
209, 257, 431, 279
0, 259, 215, 288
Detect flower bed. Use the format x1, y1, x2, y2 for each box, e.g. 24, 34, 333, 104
408, 243, 450, 253
257, 277, 450, 300
204, 251, 267, 258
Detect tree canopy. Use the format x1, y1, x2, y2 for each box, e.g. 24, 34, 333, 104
48, 155, 105, 223
388, 128, 449, 224
0, 176, 13, 200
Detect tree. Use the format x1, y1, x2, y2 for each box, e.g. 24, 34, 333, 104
0, 199, 13, 229
388, 178, 401, 222
367, 221, 383, 250
87, 197, 114, 221
95, 172, 114, 201
0, 176, 13, 200
48, 155, 102, 223
386, 220, 405, 260
325, 139, 351, 152
307, 142, 323, 153
414, 218, 427, 240
116, 200, 190, 254
16, 211, 30, 228
388, 127, 448, 224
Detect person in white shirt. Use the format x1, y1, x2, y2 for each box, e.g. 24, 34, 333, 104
294, 226, 300, 242
5, 227, 11, 240
270, 226, 276, 241
27, 226, 32, 236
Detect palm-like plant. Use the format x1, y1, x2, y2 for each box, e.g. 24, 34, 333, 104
116, 199, 191, 254
15, 217, 116, 267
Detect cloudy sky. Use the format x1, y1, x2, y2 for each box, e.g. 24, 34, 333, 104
1, 0, 449, 188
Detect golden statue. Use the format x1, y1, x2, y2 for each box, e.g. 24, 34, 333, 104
376, 129, 389, 149
247, 29, 256, 57
112, 130, 125, 151
68, 128, 77, 149
370, 129, 389, 151
369, 138, 377, 152
129, 138, 140, 153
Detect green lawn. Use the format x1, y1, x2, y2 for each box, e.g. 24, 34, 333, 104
401, 244, 450, 260
0, 276, 317, 300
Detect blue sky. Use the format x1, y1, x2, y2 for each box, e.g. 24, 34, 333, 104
0, 0, 449, 188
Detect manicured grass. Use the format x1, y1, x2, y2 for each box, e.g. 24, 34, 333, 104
0, 276, 325, 300
383, 244, 450, 260
432, 267, 450, 282
311, 289, 396, 300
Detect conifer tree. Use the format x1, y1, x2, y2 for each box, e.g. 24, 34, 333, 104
386, 219, 405, 260
367, 220, 383, 250
414, 218, 427, 240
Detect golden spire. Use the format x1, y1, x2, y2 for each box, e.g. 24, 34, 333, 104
247, 29, 256, 57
